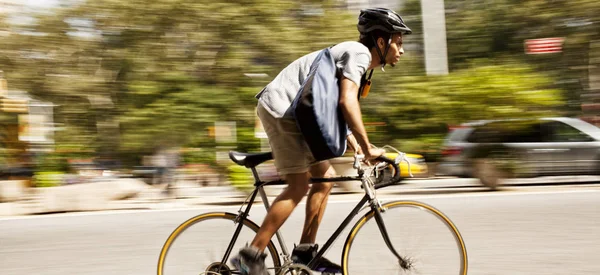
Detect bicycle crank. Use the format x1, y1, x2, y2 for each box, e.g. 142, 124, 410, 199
277, 263, 313, 275
203, 262, 232, 275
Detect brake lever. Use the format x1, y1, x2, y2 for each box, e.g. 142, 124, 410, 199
353, 154, 365, 169
393, 152, 414, 178
394, 152, 404, 164
401, 153, 414, 178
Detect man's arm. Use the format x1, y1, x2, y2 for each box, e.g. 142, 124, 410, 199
346, 133, 362, 154
339, 77, 384, 159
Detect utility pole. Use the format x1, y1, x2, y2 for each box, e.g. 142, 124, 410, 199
421, 0, 449, 75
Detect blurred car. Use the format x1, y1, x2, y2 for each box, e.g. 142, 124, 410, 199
383, 152, 429, 178
436, 117, 600, 181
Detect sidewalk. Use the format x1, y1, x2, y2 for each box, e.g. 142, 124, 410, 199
0, 176, 365, 216
0, 177, 258, 216
0, 174, 452, 217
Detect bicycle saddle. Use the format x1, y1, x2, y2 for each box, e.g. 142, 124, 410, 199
229, 151, 273, 168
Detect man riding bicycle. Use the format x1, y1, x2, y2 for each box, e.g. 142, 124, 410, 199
231, 8, 412, 275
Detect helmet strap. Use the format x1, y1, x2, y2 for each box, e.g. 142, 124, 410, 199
371, 35, 393, 72
371, 35, 386, 70
382, 36, 393, 70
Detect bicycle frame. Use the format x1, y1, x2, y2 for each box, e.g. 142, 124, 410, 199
221, 163, 406, 271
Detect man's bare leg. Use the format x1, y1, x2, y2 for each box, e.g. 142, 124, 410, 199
251, 172, 310, 251
300, 162, 335, 244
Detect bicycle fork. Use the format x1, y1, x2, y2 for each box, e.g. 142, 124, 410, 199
373, 209, 412, 270
362, 167, 411, 271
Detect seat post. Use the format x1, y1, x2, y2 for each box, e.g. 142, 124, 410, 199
250, 167, 261, 183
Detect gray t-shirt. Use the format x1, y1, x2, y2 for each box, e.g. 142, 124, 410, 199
256, 41, 371, 118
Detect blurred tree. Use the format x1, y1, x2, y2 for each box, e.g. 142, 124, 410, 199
438, 0, 600, 113
379, 61, 562, 130
0, 0, 360, 163
361, 60, 563, 160
0, 0, 580, 167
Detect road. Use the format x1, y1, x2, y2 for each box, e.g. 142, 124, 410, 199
1, 181, 599, 275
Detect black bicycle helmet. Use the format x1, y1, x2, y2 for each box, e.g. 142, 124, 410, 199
357, 8, 412, 35
357, 8, 412, 70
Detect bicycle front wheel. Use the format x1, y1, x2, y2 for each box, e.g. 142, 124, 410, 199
342, 200, 467, 275
157, 212, 281, 275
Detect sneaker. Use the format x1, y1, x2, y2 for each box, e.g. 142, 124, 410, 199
230, 246, 270, 275
291, 243, 342, 274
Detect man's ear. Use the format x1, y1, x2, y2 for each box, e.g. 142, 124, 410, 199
377, 37, 385, 50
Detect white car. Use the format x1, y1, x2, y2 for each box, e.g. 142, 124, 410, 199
437, 117, 600, 180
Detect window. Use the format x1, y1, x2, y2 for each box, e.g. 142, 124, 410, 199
448, 128, 474, 142
546, 121, 593, 142
467, 120, 543, 143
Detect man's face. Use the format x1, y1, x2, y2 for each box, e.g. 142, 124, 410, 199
383, 33, 404, 67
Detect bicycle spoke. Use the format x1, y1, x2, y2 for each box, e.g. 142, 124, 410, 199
158, 213, 280, 275
343, 201, 467, 275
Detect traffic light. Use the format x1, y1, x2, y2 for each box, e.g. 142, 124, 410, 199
1, 97, 28, 113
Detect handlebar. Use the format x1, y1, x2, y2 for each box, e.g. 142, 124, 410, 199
373, 155, 402, 189
311, 147, 411, 187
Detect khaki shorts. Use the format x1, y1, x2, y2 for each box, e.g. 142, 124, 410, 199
257, 104, 320, 175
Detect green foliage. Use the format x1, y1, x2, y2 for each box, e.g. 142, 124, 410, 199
235, 127, 262, 154
0, 148, 8, 167
361, 60, 563, 157
31, 152, 69, 187
226, 164, 254, 194
35, 153, 70, 173
33, 171, 64, 187
0, 0, 590, 171
443, 0, 600, 113
392, 134, 446, 162
181, 148, 216, 165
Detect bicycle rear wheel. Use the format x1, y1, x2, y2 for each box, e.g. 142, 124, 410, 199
157, 212, 281, 275
342, 200, 467, 275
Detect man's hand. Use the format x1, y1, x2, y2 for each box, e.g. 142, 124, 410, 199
365, 148, 385, 160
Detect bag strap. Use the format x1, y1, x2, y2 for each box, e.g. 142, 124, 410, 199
358, 69, 374, 100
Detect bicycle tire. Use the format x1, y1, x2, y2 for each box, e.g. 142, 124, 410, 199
341, 200, 467, 275
157, 212, 282, 275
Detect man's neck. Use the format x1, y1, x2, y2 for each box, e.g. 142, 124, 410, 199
368, 48, 382, 70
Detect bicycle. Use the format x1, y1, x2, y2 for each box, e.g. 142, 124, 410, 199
157, 146, 468, 275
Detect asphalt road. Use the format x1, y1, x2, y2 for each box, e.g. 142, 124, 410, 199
1, 182, 599, 275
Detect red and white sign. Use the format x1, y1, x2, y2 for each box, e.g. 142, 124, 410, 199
525, 37, 564, 54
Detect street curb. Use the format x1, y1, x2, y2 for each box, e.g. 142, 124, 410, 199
0, 176, 462, 216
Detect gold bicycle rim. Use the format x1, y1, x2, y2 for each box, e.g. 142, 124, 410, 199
157, 212, 281, 275
341, 200, 468, 275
